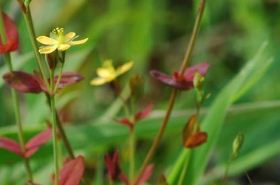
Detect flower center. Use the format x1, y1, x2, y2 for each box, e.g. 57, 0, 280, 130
51, 27, 65, 43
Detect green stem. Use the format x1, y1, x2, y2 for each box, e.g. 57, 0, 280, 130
17, 1, 76, 159
137, 0, 206, 179
138, 90, 177, 175
129, 128, 136, 181
53, 58, 65, 93
50, 69, 60, 185
0, 9, 33, 182
18, 3, 90, 184
22, 5, 49, 90
179, 0, 206, 73
50, 95, 60, 185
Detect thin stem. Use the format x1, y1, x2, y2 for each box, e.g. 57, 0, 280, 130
22, 5, 49, 89
137, 0, 206, 179
138, 90, 177, 174
246, 172, 254, 185
129, 128, 136, 181
179, 0, 206, 73
54, 64, 65, 93
17, 3, 90, 184
50, 69, 60, 185
50, 95, 60, 185
17, 1, 76, 159
0, 9, 33, 182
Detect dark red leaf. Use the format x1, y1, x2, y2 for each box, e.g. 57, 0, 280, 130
54, 72, 84, 89
150, 62, 209, 90
117, 118, 134, 130
150, 70, 182, 88
59, 156, 85, 185
25, 128, 52, 158
135, 103, 153, 122
0, 12, 19, 53
104, 150, 121, 181
135, 164, 154, 185
0, 137, 22, 156
3, 71, 43, 93
184, 132, 207, 148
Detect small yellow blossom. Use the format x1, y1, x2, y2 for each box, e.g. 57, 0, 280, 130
90, 60, 133, 86
36, 27, 88, 54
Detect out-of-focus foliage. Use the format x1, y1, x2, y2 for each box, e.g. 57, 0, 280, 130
1, 0, 280, 184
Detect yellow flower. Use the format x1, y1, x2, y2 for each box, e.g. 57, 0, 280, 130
90, 60, 133, 86
36, 27, 88, 54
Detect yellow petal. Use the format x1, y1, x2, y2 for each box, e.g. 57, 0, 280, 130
97, 68, 116, 79
65, 32, 76, 41
90, 77, 111, 86
97, 60, 116, 78
70, 38, 88, 45
116, 61, 134, 76
58, 44, 71, 51
36, 36, 58, 45
38, 45, 58, 54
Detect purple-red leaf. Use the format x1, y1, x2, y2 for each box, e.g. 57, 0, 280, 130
0, 12, 19, 53
135, 164, 154, 185
25, 128, 52, 158
3, 71, 43, 93
135, 103, 153, 122
59, 156, 85, 185
0, 137, 22, 156
117, 103, 153, 130
150, 62, 209, 90
117, 118, 134, 130
54, 72, 84, 89
104, 150, 121, 181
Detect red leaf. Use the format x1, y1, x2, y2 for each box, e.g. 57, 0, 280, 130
0, 137, 22, 156
104, 150, 121, 181
25, 128, 52, 158
117, 118, 134, 130
3, 71, 43, 93
59, 156, 85, 185
182, 115, 208, 148
135, 164, 154, 185
0, 12, 19, 53
135, 103, 153, 122
150, 62, 209, 90
54, 72, 84, 89
184, 132, 207, 148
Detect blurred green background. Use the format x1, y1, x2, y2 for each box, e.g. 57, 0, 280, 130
0, 0, 280, 184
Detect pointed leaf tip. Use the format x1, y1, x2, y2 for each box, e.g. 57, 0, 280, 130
25, 128, 52, 158
0, 137, 22, 156
0, 12, 19, 53
3, 71, 43, 94
59, 156, 85, 185
135, 103, 153, 122
135, 164, 154, 185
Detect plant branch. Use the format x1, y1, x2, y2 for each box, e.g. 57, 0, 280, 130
0, 9, 33, 182
137, 0, 206, 179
